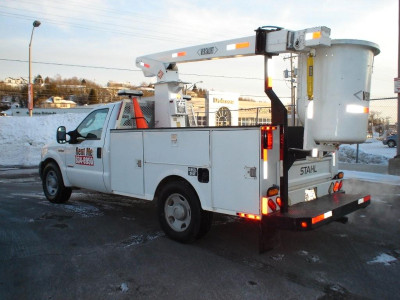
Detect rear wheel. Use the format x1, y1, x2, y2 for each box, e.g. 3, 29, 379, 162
158, 181, 205, 243
42, 162, 72, 203
388, 140, 396, 148
196, 210, 213, 239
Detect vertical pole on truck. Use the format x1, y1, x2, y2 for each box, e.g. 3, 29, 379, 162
264, 59, 289, 214
255, 27, 289, 252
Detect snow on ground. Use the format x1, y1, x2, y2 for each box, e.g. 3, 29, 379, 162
0, 114, 85, 166
367, 253, 397, 266
0, 113, 397, 168
343, 170, 400, 186
339, 139, 395, 165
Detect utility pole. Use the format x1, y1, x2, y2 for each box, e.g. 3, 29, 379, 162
290, 53, 296, 126
397, 0, 400, 157
389, 0, 400, 174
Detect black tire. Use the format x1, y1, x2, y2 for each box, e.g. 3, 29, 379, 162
387, 140, 396, 148
42, 162, 72, 203
158, 180, 203, 243
196, 210, 213, 239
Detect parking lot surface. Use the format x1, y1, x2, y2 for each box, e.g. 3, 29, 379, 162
0, 173, 399, 299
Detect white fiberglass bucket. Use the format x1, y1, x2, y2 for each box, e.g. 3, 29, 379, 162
297, 39, 380, 144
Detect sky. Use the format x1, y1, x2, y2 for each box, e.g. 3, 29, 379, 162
0, 0, 398, 104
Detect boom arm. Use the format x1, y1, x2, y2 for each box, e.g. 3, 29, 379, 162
136, 26, 331, 80
134, 25, 331, 234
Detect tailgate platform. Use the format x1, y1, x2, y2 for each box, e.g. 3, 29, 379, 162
263, 193, 370, 231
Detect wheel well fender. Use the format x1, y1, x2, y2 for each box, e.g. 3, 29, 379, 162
40, 158, 70, 187
154, 175, 202, 208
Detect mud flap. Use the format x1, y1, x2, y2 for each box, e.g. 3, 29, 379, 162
259, 217, 280, 253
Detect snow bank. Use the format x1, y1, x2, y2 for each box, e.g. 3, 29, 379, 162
0, 114, 85, 166
339, 146, 388, 165
339, 139, 395, 165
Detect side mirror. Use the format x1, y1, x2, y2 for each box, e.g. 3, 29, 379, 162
57, 126, 67, 144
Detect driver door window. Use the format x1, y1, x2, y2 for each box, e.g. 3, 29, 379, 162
77, 108, 109, 140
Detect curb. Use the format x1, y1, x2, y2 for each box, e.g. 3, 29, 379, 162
0, 167, 39, 179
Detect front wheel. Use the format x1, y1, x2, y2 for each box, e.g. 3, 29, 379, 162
158, 181, 202, 243
42, 162, 72, 203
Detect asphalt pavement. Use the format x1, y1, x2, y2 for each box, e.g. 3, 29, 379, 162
0, 168, 399, 299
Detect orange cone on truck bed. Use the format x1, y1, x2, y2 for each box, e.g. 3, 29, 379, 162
132, 97, 148, 129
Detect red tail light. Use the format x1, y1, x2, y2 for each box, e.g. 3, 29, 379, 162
261, 126, 276, 160
276, 197, 282, 207
333, 181, 340, 192
268, 199, 277, 212
338, 180, 343, 191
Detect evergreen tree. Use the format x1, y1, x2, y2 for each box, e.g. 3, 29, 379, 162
88, 88, 99, 105
34, 74, 43, 85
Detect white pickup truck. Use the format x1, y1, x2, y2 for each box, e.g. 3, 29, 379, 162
39, 97, 370, 249
40, 25, 376, 250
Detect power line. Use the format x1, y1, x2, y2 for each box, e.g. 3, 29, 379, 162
0, 58, 285, 81
2, 59, 393, 99
39, 1, 225, 39
0, 58, 138, 72
0, 2, 232, 45
16, 0, 240, 40
0, 11, 204, 44
4, 0, 207, 37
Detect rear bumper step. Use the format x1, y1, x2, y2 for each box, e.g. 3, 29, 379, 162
263, 193, 370, 231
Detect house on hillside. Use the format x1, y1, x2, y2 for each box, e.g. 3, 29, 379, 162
4, 77, 28, 88
41, 96, 77, 108
1, 96, 20, 109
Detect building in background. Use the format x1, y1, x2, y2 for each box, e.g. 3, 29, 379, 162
189, 95, 272, 127
3, 77, 28, 88
41, 96, 77, 108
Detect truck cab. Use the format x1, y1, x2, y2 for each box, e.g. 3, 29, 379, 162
40, 102, 118, 199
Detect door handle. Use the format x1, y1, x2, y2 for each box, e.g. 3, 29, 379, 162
97, 148, 102, 159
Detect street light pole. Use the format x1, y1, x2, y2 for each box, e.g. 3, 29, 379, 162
28, 20, 41, 117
